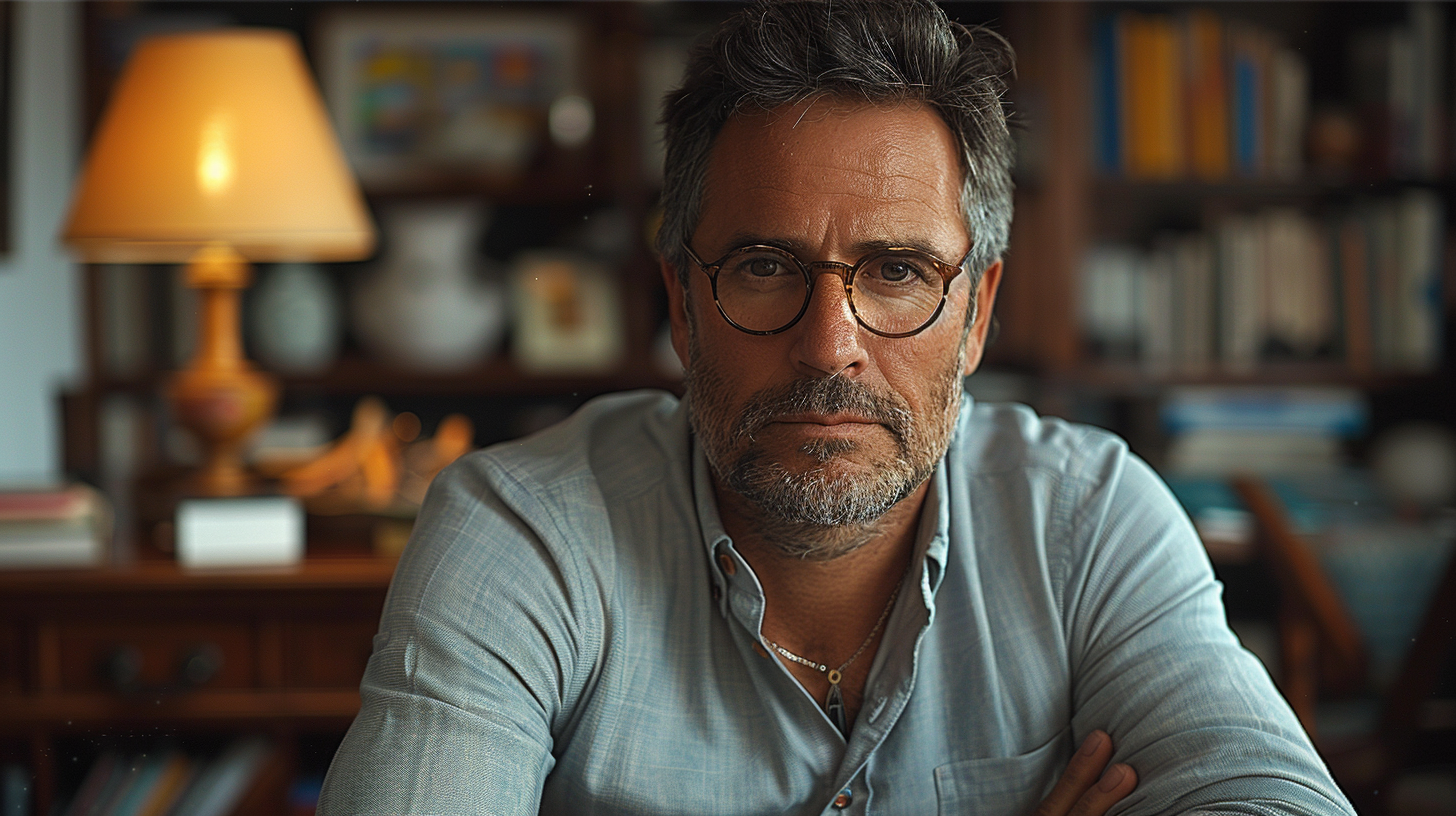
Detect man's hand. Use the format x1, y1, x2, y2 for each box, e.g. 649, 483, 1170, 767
1033, 730, 1137, 816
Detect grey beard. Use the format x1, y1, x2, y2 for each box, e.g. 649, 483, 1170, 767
724, 415, 927, 529
687, 360, 964, 559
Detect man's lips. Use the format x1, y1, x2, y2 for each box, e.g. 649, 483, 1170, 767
769, 413, 881, 427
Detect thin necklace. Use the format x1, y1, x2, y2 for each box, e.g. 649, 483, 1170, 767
769, 580, 902, 736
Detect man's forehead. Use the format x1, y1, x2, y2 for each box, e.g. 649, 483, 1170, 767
697, 98, 966, 250
713, 98, 957, 176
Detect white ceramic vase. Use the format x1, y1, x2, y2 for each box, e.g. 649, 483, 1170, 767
351, 202, 507, 372
250, 262, 342, 375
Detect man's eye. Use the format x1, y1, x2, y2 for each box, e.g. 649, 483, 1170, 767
880, 261, 915, 282
747, 259, 783, 277
868, 258, 933, 285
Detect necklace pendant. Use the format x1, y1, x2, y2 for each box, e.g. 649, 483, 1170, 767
825, 682, 848, 736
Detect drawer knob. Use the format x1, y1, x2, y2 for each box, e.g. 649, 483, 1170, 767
178, 643, 224, 687
96, 642, 224, 695
99, 645, 144, 692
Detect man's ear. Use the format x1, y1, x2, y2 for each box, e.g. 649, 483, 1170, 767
661, 258, 692, 370
962, 259, 1003, 377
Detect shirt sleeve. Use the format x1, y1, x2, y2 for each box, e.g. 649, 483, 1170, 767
317, 453, 603, 816
1057, 445, 1355, 816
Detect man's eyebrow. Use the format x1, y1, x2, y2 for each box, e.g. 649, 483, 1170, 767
717, 232, 803, 254
715, 234, 956, 260
847, 238, 950, 258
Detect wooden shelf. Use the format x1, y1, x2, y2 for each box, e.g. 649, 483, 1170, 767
359, 167, 613, 205
1089, 176, 1455, 201
1048, 362, 1448, 394
280, 356, 683, 397
98, 356, 684, 399
0, 689, 363, 726
0, 556, 397, 596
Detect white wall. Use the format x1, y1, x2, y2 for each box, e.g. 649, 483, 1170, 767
0, 1, 81, 485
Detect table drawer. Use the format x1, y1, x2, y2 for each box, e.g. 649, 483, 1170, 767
54, 621, 255, 693
0, 624, 18, 695
285, 621, 377, 688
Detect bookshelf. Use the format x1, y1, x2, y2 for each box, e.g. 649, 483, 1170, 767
998, 2, 1453, 431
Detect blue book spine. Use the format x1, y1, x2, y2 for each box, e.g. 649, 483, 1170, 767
1093, 15, 1122, 175
1232, 56, 1261, 176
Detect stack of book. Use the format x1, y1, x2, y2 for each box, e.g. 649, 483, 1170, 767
1161, 386, 1368, 477
0, 484, 110, 568
1093, 9, 1307, 180
60, 739, 271, 816
1081, 189, 1445, 374
1159, 386, 1369, 562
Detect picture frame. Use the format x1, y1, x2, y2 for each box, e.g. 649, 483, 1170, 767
0, 1, 13, 256
314, 8, 583, 191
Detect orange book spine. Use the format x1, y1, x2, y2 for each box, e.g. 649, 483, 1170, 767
1185, 10, 1229, 179
1122, 13, 1184, 179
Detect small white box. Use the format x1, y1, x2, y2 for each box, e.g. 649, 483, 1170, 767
176, 497, 304, 568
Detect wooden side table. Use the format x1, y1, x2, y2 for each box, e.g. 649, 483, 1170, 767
0, 556, 396, 815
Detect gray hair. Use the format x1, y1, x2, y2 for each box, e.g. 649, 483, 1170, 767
656, 0, 1015, 298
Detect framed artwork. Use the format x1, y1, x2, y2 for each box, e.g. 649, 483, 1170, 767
509, 251, 625, 376
315, 8, 582, 189
0, 1, 12, 256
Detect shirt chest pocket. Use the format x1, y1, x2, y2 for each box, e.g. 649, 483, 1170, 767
932, 727, 1069, 816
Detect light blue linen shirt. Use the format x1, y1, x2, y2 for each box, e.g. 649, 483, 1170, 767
319, 390, 1354, 815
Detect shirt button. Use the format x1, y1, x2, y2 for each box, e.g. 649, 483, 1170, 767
717, 552, 737, 576
832, 788, 852, 809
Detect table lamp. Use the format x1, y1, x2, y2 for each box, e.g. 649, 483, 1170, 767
62, 30, 375, 496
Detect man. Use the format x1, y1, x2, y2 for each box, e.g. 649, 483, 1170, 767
319, 2, 1355, 814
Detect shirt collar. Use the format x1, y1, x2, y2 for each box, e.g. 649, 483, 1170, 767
691, 433, 734, 559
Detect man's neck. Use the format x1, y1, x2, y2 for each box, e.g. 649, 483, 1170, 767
714, 476, 927, 654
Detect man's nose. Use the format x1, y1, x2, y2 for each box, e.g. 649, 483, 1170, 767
789, 269, 868, 378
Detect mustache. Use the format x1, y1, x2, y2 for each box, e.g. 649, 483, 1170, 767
732, 376, 912, 446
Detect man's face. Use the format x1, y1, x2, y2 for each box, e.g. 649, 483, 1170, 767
665, 99, 1001, 555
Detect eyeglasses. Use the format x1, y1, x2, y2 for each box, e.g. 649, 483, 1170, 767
683, 243, 969, 338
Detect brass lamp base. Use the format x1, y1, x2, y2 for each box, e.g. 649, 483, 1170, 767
167, 245, 278, 497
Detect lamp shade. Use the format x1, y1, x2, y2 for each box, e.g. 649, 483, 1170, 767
62, 30, 375, 263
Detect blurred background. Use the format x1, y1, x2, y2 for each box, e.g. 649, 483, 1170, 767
0, 2, 1454, 814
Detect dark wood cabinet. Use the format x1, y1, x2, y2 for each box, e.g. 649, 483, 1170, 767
0, 557, 395, 814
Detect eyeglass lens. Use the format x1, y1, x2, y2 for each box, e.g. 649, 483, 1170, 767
714, 246, 947, 334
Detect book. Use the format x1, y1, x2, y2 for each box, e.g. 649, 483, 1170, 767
1141, 246, 1175, 373
1092, 14, 1122, 175
1392, 189, 1443, 370
1183, 10, 1229, 180
0, 484, 97, 522
1267, 47, 1309, 180
1170, 233, 1216, 373
133, 754, 192, 816
1162, 386, 1368, 437
1080, 244, 1143, 360
1120, 12, 1183, 179
3, 764, 30, 816
1228, 23, 1268, 177
0, 485, 109, 568
107, 752, 170, 816
1337, 215, 1375, 374
1217, 215, 1264, 370
61, 751, 120, 816
168, 738, 270, 816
